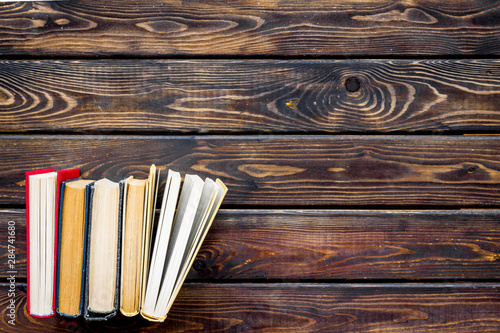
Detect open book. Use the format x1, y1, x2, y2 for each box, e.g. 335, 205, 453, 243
141, 171, 227, 322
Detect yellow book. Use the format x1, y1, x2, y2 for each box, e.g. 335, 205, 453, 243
57, 179, 94, 317
120, 178, 147, 316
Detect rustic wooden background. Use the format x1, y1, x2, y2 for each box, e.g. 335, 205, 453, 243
1, 0, 499, 332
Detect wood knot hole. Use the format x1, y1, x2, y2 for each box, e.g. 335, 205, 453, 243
193, 259, 207, 272
345, 76, 361, 92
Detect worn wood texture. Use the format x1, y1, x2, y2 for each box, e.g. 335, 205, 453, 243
0, 1, 499, 57
195, 209, 500, 281
1, 283, 499, 332
2, 209, 499, 280
1, 60, 499, 134
1, 135, 500, 207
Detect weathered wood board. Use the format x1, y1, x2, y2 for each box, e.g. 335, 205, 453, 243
1, 283, 499, 332
1, 209, 499, 280
0, 60, 499, 134
0, 1, 499, 56
1, 135, 500, 207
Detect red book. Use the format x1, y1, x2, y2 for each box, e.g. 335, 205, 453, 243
26, 168, 80, 318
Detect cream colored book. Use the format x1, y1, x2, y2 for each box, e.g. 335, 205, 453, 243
84, 178, 122, 320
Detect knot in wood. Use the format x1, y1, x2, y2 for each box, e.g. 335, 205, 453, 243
345, 76, 361, 92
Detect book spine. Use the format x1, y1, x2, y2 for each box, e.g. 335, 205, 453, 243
80, 182, 93, 317
83, 184, 94, 320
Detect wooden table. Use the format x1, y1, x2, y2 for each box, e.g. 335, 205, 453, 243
1, 1, 499, 331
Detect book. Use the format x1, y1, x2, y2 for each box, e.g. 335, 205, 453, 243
141, 173, 227, 322
56, 179, 94, 317
163, 178, 227, 317
138, 165, 160, 312
120, 177, 147, 316
83, 178, 125, 321
142, 170, 182, 317
25, 168, 80, 318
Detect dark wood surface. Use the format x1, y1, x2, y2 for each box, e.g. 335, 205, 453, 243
0, 0, 499, 331
1, 283, 499, 332
1, 135, 500, 207
1, 209, 499, 280
0, 1, 499, 57
0, 60, 499, 134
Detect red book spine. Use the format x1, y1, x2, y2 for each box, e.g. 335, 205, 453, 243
25, 168, 80, 318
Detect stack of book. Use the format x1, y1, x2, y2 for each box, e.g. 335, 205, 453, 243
25, 165, 227, 322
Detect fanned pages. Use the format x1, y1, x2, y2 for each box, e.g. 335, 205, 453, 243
164, 178, 228, 317
26, 168, 80, 318
141, 170, 181, 317
141, 174, 227, 322
152, 174, 204, 319
57, 179, 94, 317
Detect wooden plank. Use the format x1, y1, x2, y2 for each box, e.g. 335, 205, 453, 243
1, 135, 500, 207
1, 283, 498, 332
1, 60, 499, 134
2, 209, 499, 280
195, 209, 500, 281
0, 1, 499, 57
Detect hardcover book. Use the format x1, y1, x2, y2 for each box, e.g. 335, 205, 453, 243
56, 179, 94, 317
26, 168, 80, 318
83, 178, 124, 321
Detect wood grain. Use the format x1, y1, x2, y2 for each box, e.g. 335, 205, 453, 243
1, 135, 500, 207
1, 283, 498, 332
194, 209, 500, 281
0, 1, 499, 57
2, 209, 499, 280
1, 60, 499, 134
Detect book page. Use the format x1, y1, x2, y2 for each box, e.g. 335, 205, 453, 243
154, 174, 204, 317
139, 165, 159, 308
165, 178, 227, 315
142, 170, 181, 315
28, 175, 39, 315
28, 172, 57, 316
